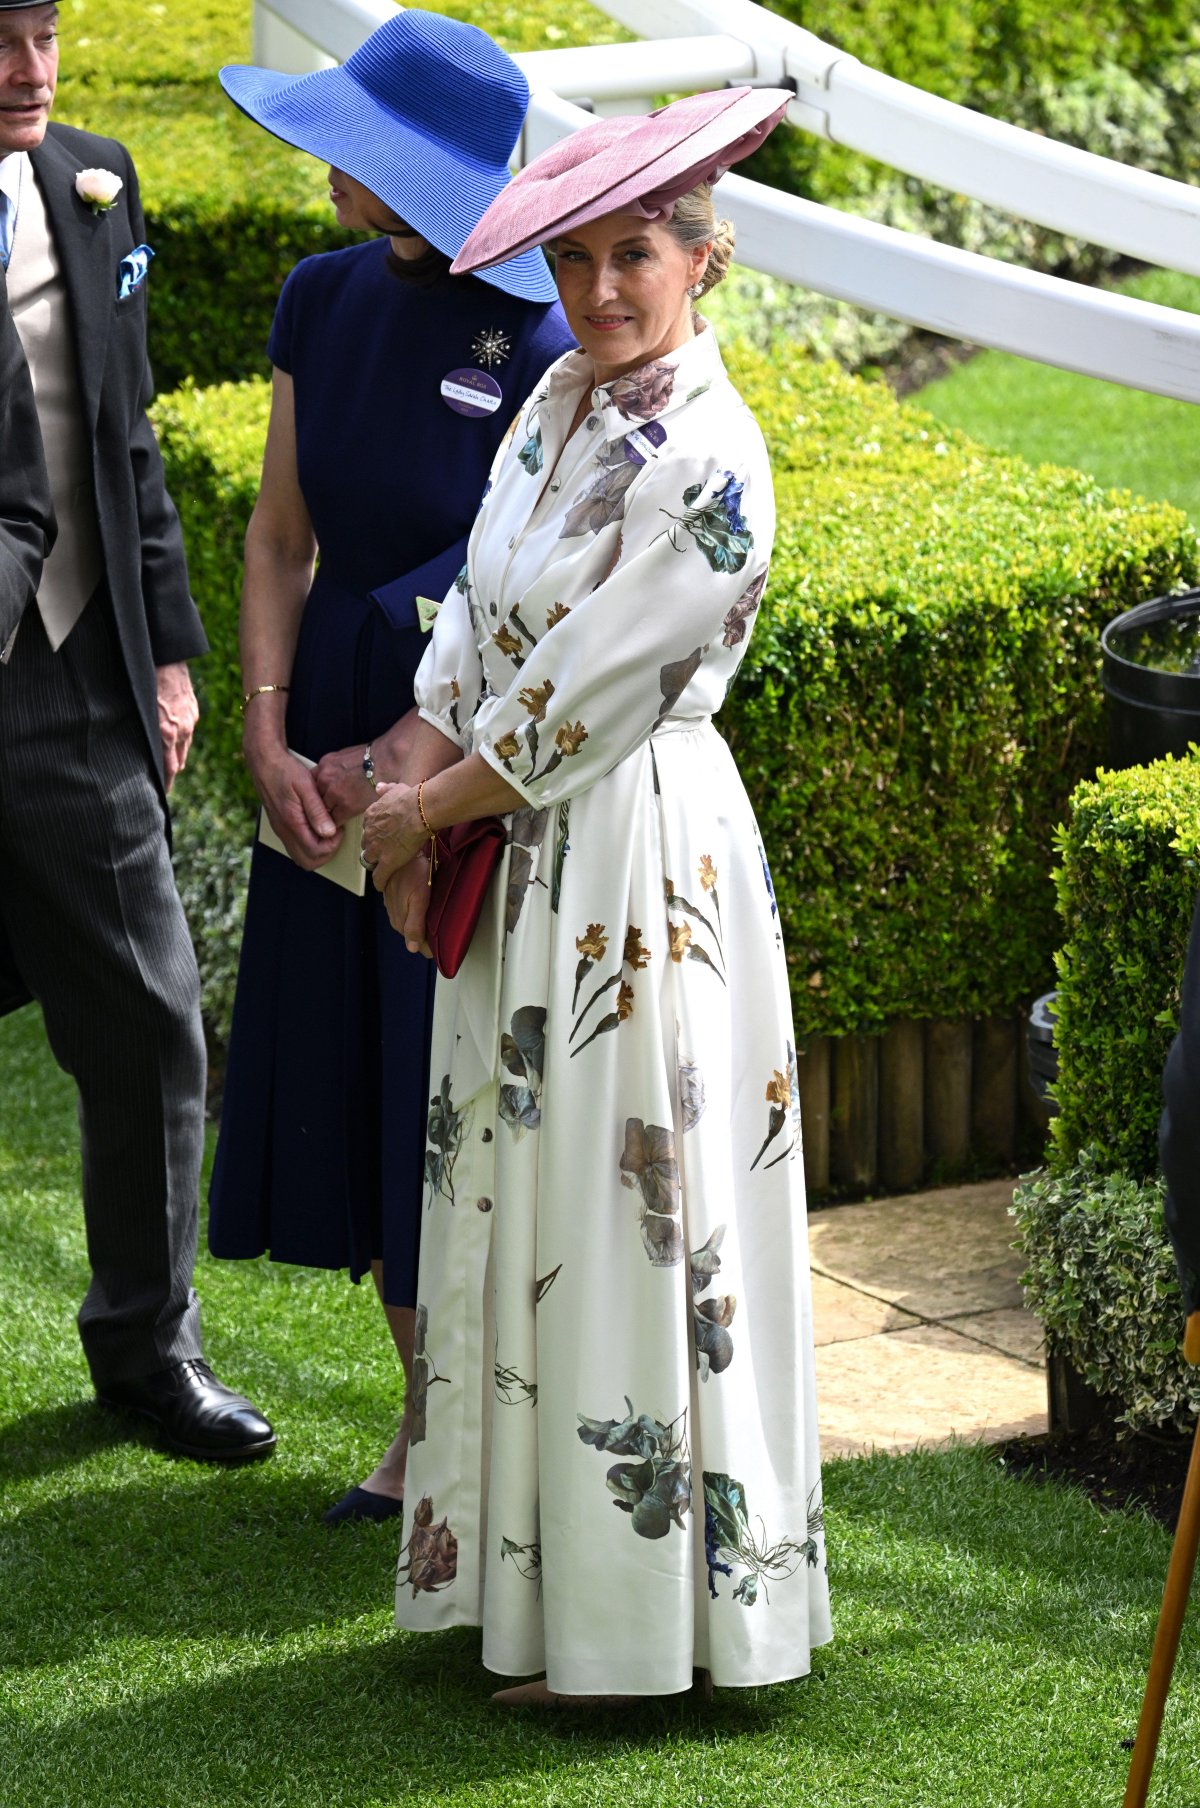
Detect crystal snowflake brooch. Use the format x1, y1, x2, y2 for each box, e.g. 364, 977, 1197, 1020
471, 327, 512, 369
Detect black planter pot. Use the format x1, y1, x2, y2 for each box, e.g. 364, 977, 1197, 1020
1102, 587, 1200, 770
1026, 990, 1058, 1114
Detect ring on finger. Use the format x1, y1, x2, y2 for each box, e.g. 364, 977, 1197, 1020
358, 847, 378, 872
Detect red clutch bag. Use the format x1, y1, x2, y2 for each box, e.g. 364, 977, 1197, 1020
425, 817, 507, 979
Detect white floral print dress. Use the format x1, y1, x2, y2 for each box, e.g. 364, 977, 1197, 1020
396, 322, 832, 1693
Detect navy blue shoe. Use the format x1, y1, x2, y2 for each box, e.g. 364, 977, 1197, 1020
323, 1485, 404, 1526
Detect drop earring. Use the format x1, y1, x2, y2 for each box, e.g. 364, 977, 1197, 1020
687, 281, 703, 299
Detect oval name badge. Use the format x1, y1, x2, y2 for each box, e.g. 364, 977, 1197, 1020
442, 367, 503, 418
623, 419, 668, 466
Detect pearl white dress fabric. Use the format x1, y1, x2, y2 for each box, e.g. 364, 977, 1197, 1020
395, 323, 831, 1693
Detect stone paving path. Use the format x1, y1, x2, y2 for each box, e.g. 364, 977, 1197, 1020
810, 1178, 1048, 1459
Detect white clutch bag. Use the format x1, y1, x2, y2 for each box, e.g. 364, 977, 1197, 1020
256, 751, 366, 897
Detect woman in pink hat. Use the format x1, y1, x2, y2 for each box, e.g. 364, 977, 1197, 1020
362, 89, 832, 1700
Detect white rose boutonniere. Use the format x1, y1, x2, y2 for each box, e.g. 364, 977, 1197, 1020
74, 168, 123, 215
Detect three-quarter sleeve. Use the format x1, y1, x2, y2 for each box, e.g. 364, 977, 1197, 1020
413, 561, 487, 749
471, 446, 773, 809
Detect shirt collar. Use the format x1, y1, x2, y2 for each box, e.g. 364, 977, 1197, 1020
0, 151, 26, 208
546, 317, 726, 447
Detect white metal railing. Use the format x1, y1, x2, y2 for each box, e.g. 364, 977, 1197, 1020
250, 0, 1200, 404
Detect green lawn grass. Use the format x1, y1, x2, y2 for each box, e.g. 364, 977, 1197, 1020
1, 1007, 1198, 1807
914, 269, 1200, 527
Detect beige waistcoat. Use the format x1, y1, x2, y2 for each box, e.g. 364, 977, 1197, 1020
7, 161, 103, 650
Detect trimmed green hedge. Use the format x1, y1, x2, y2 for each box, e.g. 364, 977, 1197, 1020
1050, 753, 1200, 1178
725, 350, 1198, 1039
1012, 1153, 1200, 1432
157, 345, 1200, 1050
154, 377, 272, 802
53, 0, 627, 392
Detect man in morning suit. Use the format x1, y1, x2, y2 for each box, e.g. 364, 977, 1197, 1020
0, 2, 273, 1458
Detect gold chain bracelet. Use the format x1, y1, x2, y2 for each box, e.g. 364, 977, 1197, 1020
416, 779, 438, 886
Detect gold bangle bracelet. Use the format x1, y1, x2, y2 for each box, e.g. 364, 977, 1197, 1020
242, 683, 290, 710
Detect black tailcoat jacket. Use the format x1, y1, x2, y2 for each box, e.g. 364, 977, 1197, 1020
0, 124, 208, 1015
25, 122, 208, 767
0, 280, 52, 631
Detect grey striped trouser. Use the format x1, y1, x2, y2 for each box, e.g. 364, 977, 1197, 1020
0, 593, 205, 1385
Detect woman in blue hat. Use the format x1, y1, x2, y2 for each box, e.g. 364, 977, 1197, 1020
207, 9, 574, 1524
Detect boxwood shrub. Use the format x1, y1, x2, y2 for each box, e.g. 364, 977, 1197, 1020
726, 348, 1197, 1040
1012, 1153, 1200, 1432
1050, 753, 1200, 1178
155, 344, 1199, 1051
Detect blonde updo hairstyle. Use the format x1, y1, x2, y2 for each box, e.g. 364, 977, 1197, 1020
666, 182, 735, 300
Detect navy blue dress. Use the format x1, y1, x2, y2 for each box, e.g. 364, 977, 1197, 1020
208, 237, 573, 1305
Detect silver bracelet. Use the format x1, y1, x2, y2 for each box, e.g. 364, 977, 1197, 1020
362, 743, 377, 790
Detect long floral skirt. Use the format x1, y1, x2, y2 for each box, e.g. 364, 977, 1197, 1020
394, 719, 832, 1693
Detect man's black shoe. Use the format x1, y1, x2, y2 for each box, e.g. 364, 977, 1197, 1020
97, 1358, 276, 1462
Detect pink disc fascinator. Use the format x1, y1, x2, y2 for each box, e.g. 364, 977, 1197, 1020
451, 86, 792, 275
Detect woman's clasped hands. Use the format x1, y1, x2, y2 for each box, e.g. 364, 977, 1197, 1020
362, 782, 433, 954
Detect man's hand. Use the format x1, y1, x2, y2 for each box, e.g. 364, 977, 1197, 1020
155, 661, 200, 792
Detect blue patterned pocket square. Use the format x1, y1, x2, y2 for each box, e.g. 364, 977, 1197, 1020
117, 243, 154, 300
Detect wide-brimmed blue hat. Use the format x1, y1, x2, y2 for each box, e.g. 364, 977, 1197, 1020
220, 10, 557, 303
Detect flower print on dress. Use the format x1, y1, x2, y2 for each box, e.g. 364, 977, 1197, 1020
518, 424, 544, 475
697, 853, 723, 935
663, 470, 754, 575
577, 1399, 691, 1542
608, 359, 676, 421
656, 647, 704, 723
493, 731, 521, 770
751, 1044, 801, 1170
619, 1117, 682, 1266
702, 1473, 819, 1605
678, 1053, 706, 1132
569, 923, 648, 1053
664, 875, 726, 985
757, 836, 779, 919
572, 922, 609, 1010
495, 1357, 538, 1407
499, 1005, 547, 1137
722, 569, 767, 648
560, 442, 640, 540
397, 1495, 458, 1597
545, 601, 571, 630
690, 1225, 735, 1379
409, 1304, 450, 1445
534, 1264, 562, 1304
570, 978, 633, 1057
525, 718, 589, 790
506, 808, 549, 935
550, 800, 571, 914
500, 1535, 542, 1591
498, 677, 556, 779
492, 621, 525, 668
425, 1074, 469, 1208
